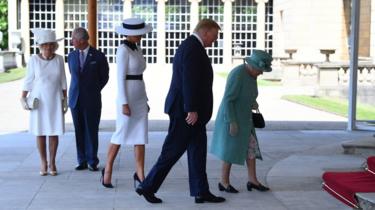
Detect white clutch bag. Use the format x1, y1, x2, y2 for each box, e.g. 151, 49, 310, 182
21, 97, 39, 110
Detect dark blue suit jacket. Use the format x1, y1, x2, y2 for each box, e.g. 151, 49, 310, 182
165, 35, 213, 125
68, 47, 109, 109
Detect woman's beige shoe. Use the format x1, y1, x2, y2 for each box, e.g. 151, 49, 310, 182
49, 171, 57, 176
49, 164, 57, 176
39, 171, 48, 176
40, 163, 48, 176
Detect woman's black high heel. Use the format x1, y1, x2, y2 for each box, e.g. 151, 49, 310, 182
218, 182, 239, 193
247, 181, 269, 192
101, 168, 114, 188
133, 172, 141, 189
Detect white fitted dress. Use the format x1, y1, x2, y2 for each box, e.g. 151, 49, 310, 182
23, 54, 67, 136
110, 44, 148, 145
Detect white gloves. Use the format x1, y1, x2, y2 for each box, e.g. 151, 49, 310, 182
229, 122, 238, 137
62, 97, 68, 114
20, 97, 31, 110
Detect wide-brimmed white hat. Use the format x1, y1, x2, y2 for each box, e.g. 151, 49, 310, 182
31, 28, 63, 45
115, 18, 153, 36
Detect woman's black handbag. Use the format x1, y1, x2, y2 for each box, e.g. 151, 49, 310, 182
252, 109, 265, 128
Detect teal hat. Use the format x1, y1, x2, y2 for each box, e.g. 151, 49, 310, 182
244, 49, 273, 72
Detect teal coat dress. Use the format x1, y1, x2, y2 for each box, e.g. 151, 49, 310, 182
210, 64, 262, 165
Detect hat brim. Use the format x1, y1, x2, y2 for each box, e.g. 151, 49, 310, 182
246, 59, 272, 72
36, 38, 64, 46
115, 24, 153, 36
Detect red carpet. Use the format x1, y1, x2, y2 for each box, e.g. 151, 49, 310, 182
322, 156, 375, 208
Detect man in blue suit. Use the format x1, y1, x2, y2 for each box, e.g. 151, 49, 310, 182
136, 19, 225, 204
68, 27, 109, 171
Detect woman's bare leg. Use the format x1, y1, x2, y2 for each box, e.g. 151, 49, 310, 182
36, 136, 47, 174
221, 161, 232, 186
246, 158, 260, 185
48, 136, 58, 172
134, 145, 145, 181
104, 143, 120, 184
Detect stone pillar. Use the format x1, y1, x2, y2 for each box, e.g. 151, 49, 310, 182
255, 0, 268, 50
7, 1, 23, 67
222, 0, 233, 68
87, 0, 97, 47
189, 0, 201, 32
156, 0, 167, 65
123, 0, 133, 19
7, 1, 18, 51
21, 0, 30, 62
55, 0, 65, 56
371, 0, 375, 59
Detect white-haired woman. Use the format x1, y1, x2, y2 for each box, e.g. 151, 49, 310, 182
21, 29, 67, 176
210, 50, 272, 193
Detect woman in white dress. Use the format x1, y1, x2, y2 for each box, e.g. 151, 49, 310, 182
101, 18, 153, 188
21, 29, 67, 176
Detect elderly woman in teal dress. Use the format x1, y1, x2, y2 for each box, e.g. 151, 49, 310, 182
210, 50, 272, 193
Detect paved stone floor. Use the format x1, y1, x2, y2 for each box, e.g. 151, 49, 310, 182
0, 129, 373, 210
1, 64, 373, 209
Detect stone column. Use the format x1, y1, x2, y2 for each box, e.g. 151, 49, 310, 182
189, 0, 201, 32
123, 0, 133, 19
255, 0, 268, 50
370, 0, 375, 59
87, 0, 97, 47
21, 0, 30, 63
222, 0, 233, 68
55, 0, 65, 56
156, 0, 167, 65
7, 1, 17, 50
7, 1, 23, 67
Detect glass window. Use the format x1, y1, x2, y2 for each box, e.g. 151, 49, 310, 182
64, 0, 87, 61
29, 0, 56, 55
98, 0, 123, 63
232, 0, 257, 57
132, 0, 157, 63
265, 0, 273, 55
165, 0, 190, 64
199, 0, 224, 64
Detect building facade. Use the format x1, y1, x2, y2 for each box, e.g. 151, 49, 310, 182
272, 0, 375, 62
7, 0, 273, 69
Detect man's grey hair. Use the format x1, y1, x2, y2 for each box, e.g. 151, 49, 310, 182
72, 27, 89, 40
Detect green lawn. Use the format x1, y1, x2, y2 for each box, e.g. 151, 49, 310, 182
216, 71, 281, 86
282, 95, 375, 120
0, 68, 26, 84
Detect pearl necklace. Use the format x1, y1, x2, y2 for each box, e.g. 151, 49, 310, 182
40, 54, 55, 60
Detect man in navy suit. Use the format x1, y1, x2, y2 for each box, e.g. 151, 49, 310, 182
136, 19, 225, 204
68, 27, 109, 171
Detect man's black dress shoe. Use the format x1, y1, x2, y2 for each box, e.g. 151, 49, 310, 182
218, 182, 239, 193
247, 181, 270, 192
136, 186, 162, 203
195, 191, 226, 203
88, 164, 99, 171
75, 163, 88, 170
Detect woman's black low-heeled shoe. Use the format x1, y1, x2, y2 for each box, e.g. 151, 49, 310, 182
100, 168, 114, 188
218, 182, 239, 193
133, 172, 141, 189
247, 181, 270, 192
